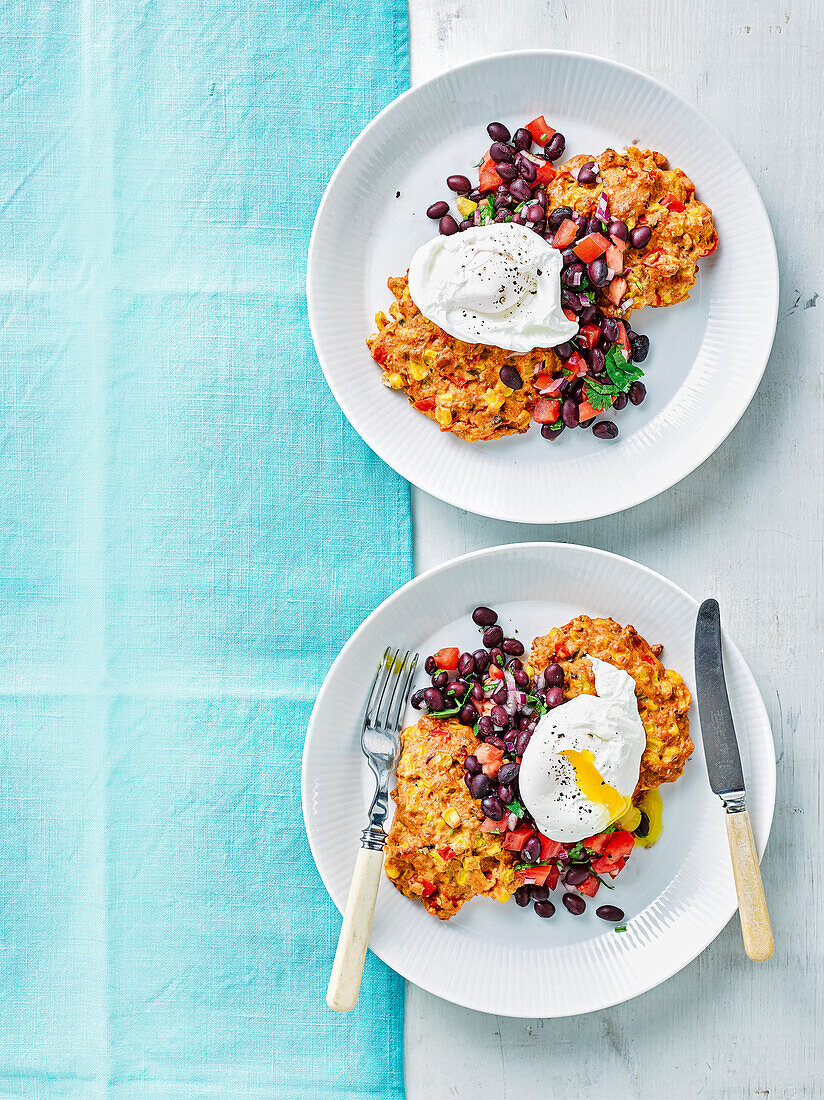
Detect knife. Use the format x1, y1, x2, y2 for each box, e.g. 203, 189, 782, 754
695, 598, 774, 960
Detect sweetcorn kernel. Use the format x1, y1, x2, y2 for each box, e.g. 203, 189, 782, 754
456, 196, 478, 217
442, 807, 461, 828
383, 372, 405, 389
385, 863, 401, 879
435, 407, 453, 429
408, 359, 429, 381
422, 348, 437, 366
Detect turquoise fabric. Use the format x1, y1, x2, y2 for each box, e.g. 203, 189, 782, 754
0, 2, 410, 1097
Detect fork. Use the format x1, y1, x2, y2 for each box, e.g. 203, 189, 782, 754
326, 646, 418, 1012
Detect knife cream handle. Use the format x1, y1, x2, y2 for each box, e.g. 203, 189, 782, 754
326, 846, 384, 1012
725, 809, 774, 961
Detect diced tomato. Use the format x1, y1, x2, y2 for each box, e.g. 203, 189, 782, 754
608, 856, 627, 878
606, 830, 635, 860
475, 743, 503, 766
547, 865, 560, 891
592, 854, 613, 874
481, 815, 507, 834
515, 865, 553, 886
535, 374, 564, 396
538, 835, 565, 861
577, 874, 600, 898
577, 398, 608, 424
535, 160, 557, 185
487, 664, 504, 681
502, 824, 535, 852
533, 397, 561, 424
605, 244, 624, 273
434, 647, 459, 671
526, 115, 555, 146
534, 373, 553, 390
416, 878, 436, 897
372, 342, 389, 365
414, 398, 436, 412
606, 277, 627, 307
437, 846, 455, 862
573, 232, 610, 263
615, 321, 632, 357
575, 323, 601, 350
555, 642, 572, 660
551, 218, 579, 250
479, 152, 504, 192
609, 232, 627, 252
562, 307, 578, 323
583, 832, 612, 855
565, 351, 588, 378
660, 193, 686, 213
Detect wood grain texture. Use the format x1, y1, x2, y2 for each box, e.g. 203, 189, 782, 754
726, 810, 775, 961
405, 1, 823, 1096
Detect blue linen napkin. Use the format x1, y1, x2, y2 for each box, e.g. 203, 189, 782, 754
0, 1, 410, 1096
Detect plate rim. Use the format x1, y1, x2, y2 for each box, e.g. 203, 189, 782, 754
301, 541, 776, 1017
307, 48, 780, 525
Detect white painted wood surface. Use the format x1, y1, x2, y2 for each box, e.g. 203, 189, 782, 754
404, 2, 823, 1096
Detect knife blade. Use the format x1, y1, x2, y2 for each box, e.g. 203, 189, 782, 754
694, 597, 745, 806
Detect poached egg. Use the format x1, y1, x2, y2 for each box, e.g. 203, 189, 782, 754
518, 658, 646, 843
407, 223, 579, 354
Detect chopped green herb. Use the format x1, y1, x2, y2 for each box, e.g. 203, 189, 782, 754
614, 925, 627, 933
504, 798, 526, 817
588, 869, 615, 890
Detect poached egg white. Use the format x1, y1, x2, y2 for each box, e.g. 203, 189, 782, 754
518, 658, 646, 843
407, 223, 579, 354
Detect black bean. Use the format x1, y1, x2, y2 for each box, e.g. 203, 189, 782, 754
426, 200, 450, 219
631, 334, 650, 363
534, 900, 556, 918
493, 191, 513, 209
629, 381, 647, 406
468, 188, 482, 202
488, 646, 505, 669
492, 685, 508, 706
471, 682, 484, 702
502, 637, 525, 656
497, 761, 520, 786
593, 421, 619, 440
481, 795, 504, 820
490, 141, 514, 164
499, 365, 523, 390
432, 670, 449, 689
424, 656, 437, 676
446, 174, 472, 193
439, 214, 458, 235
492, 209, 508, 223
472, 648, 490, 674
587, 217, 603, 235
521, 836, 542, 864
458, 652, 475, 678
577, 162, 597, 185
531, 187, 547, 208
487, 121, 511, 143
635, 811, 650, 837
423, 687, 444, 710
542, 423, 564, 440
596, 905, 625, 922
546, 686, 564, 708
564, 865, 590, 887
562, 893, 586, 915
587, 347, 605, 374
511, 213, 527, 225
515, 152, 537, 183
458, 218, 472, 231
544, 663, 564, 686
509, 178, 531, 203
446, 679, 467, 697
496, 162, 518, 182
613, 392, 628, 411
514, 668, 529, 689
410, 688, 426, 710
561, 262, 585, 289
531, 885, 550, 902
473, 606, 497, 627
530, 219, 546, 235
485, 734, 506, 751
497, 784, 514, 804
548, 205, 573, 232
561, 398, 579, 428
490, 705, 509, 728
477, 715, 494, 738
483, 624, 504, 648
588, 257, 609, 286
526, 203, 544, 223
513, 127, 532, 151
515, 729, 533, 755
554, 341, 573, 360
544, 132, 565, 161
579, 305, 598, 326
608, 218, 628, 242
629, 224, 652, 249
464, 754, 481, 775
469, 773, 492, 800
459, 704, 477, 726
506, 657, 523, 671
514, 885, 531, 907
600, 317, 619, 344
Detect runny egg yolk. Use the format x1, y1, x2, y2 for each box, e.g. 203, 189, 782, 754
633, 787, 664, 848
560, 749, 632, 825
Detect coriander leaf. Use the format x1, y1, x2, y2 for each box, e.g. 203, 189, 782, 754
583, 289, 596, 303
584, 381, 617, 411
505, 799, 526, 817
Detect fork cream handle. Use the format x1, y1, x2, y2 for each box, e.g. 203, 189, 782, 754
327, 847, 384, 1012
726, 810, 774, 961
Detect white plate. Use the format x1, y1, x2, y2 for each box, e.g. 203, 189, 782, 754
302, 543, 775, 1017
307, 51, 778, 523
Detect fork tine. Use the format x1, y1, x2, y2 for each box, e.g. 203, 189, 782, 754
377, 650, 407, 728
388, 652, 418, 732
363, 647, 392, 727
365, 647, 399, 728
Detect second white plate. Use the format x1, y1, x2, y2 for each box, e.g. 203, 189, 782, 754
307, 50, 778, 523
302, 543, 775, 1017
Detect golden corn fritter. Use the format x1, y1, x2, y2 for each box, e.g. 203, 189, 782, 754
529, 615, 693, 799
546, 147, 718, 314
367, 275, 561, 442
384, 715, 517, 919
